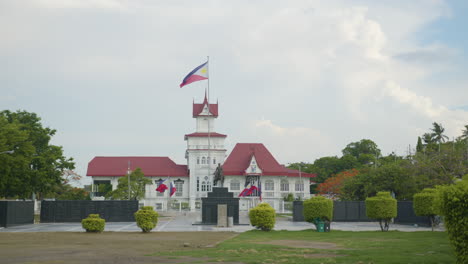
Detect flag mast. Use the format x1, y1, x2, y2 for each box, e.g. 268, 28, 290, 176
207, 56, 212, 189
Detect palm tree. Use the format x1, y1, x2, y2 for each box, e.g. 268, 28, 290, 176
461, 125, 468, 140
430, 122, 449, 143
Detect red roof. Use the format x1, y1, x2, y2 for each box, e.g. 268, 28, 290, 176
87, 156, 188, 177
184, 132, 227, 139
223, 143, 316, 178
193, 93, 218, 117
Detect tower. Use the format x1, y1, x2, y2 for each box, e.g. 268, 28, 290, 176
185, 93, 227, 210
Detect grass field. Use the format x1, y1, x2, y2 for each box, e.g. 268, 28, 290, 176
153, 230, 455, 264
0, 230, 454, 264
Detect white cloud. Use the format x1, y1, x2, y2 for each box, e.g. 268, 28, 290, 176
32, 0, 130, 10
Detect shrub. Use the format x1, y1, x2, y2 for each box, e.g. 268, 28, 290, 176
413, 188, 439, 231
366, 191, 397, 232
249, 203, 275, 231
134, 206, 159, 233
81, 214, 105, 233
303, 195, 333, 230
437, 179, 468, 264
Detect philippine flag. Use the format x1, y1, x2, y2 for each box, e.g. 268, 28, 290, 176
156, 179, 168, 193
179, 61, 208, 88
170, 181, 177, 197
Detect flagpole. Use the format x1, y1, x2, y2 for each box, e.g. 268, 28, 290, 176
207, 55, 212, 190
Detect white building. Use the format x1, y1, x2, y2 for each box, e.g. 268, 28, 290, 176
86, 94, 316, 211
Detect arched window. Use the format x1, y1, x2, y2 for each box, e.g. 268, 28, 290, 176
201, 157, 206, 164
280, 179, 289, 192
201, 181, 207, 191
230, 180, 240, 191
265, 180, 274, 191
295, 181, 304, 192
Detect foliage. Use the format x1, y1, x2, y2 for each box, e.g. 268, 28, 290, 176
317, 169, 359, 198
106, 168, 151, 200
437, 179, 468, 264
134, 206, 159, 233
366, 192, 397, 232
0, 111, 75, 199
416, 136, 424, 153
81, 214, 105, 232
303, 196, 333, 224
342, 139, 381, 166
55, 185, 91, 200
413, 188, 439, 231
283, 193, 294, 202
249, 203, 276, 231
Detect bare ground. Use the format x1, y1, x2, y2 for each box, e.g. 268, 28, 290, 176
0, 232, 238, 264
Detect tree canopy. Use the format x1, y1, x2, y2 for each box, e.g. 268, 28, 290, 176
0, 110, 75, 199
106, 168, 151, 200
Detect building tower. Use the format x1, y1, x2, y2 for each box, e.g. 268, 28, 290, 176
185, 93, 227, 211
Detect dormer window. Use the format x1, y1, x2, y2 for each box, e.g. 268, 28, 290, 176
252, 160, 256, 165
251, 165, 257, 173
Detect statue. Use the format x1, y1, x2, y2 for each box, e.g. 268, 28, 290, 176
213, 163, 224, 187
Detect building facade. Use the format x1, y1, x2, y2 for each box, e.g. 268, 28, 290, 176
86, 94, 315, 211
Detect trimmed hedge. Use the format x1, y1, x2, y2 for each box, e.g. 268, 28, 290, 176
413, 188, 438, 231
249, 203, 275, 231
303, 196, 333, 224
81, 214, 105, 233
366, 191, 397, 232
437, 179, 468, 264
134, 206, 159, 233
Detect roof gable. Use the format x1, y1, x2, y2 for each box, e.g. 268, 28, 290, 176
193, 94, 218, 117
87, 156, 188, 177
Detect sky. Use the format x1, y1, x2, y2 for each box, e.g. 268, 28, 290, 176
1, 0, 467, 186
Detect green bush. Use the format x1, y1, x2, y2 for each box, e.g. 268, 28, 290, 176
413, 188, 439, 231
134, 206, 159, 233
366, 191, 397, 232
81, 214, 105, 233
303, 196, 333, 225
249, 203, 275, 231
437, 179, 468, 264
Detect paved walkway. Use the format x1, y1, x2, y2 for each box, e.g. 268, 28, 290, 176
0, 212, 443, 232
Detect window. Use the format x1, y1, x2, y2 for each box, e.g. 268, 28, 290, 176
295, 181, 304, 192
175, 181, 183, 197
201, 181, 207, 191
197, 157, 200, 164
201, 157, 206, 164
280, 180, 289, 192
213, 157, 216, 164
265, 180, 274, 191
155, 203, 163, 210
196, 177, 200, 191
251, 165, 257, 173
201, 181, 212, 192
230, 180, 240, 191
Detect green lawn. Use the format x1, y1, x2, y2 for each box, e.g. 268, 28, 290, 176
152, 230, 454, 264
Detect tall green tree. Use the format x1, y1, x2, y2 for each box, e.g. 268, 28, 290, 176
106, 168, 151, 200
342, 139, 381, 166
416, 136, 424, 153
0, 111, 74, 199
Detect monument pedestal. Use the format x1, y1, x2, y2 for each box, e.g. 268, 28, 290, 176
201, 187, 239, 225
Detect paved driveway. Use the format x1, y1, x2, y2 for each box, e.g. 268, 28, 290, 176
0, 211, 441, 232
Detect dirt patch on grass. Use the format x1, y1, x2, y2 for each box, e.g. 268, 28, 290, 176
258, 240, 344, 249
304, 253, 347, 258
0, 232, 236, 264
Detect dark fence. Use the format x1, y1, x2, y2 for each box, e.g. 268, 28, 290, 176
0, 201, 34, 227
40, 200, 138, 223
293, 200, 430, 225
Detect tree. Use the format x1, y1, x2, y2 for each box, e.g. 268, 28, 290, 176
317, 169, 359, 199
416, 136, 424, 153
366, 192, 397, 232
106, 168, 151, 200
413, 188, 439, 231
342, 139, 381, 166
460, 125, 468, 140
430, 122, 449, 144
0, 110, 74, 199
